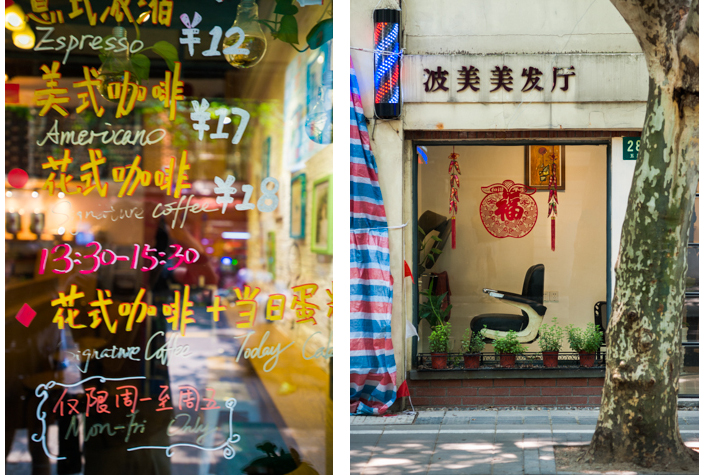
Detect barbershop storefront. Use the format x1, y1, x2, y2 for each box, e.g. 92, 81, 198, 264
6, 1, 333, 474
350, 0, 698, 409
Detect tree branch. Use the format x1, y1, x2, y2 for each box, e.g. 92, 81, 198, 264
609, 0, 691, 70
676, 0, 698, 94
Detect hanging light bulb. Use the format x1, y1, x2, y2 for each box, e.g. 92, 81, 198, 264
5, 1, 26, 31
12, 24, 35, 49
222, 0, 267, 69
305, 68, 333, 144
97, 26, 139, 102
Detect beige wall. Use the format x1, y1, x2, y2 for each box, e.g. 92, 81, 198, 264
417, 145, 607, 353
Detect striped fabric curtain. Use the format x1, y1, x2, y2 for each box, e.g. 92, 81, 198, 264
349, 58, 397, 415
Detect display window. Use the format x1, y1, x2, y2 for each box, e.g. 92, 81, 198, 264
414, 143, 698, 396
5, 1, 333, 474
416, 144, 607, 352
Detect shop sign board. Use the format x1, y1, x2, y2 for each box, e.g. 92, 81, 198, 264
402, 53, 649, 104
623, 137, 641, 160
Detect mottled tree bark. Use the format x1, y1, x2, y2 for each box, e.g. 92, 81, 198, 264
582, 0, 698, 469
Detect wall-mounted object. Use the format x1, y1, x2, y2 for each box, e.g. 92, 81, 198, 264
305, 70, 333, 144
223, 0, 267, 69
310, 174, 332, 254
6, 211, 21, 236
30, 212, 45, 237
524, 145, 565, 190
290, 173, 307, 239
480, 180, 538, 239
373, 6, 401, 119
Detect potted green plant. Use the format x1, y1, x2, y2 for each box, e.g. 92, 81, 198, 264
418, 279, 452, 330
538, 317, 564, 367
461, 327, 486, 369
428, 322, 451, 369
566, 323, 604, 367
492, 330, 526, 368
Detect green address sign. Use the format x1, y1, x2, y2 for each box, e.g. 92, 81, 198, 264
623, 137, 640, 160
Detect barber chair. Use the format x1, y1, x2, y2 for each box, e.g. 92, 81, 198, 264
470, 264, 546, 343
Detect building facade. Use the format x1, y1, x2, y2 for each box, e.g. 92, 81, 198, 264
350, 0, 698, 408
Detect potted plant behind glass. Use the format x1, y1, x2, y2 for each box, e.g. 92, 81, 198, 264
429, 322, 451, 369
493, 330, 526, 368
566, 323, 604, 367
419, 279, 452, 369
418, 279, 452, 329
461, 327, 486, 369
538, 317, 564, 367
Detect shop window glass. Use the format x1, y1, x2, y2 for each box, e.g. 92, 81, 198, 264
5, 3, 333, 474
415, 145, 607, 356
686, 246, 699, 292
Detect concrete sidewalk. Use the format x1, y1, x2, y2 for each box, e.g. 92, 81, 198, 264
350, 409, 699, 475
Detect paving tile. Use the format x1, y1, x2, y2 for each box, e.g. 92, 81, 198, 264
414, 417, 443, 425
361, 452, 432, 473
518, 424, 553, 431
470, 417, 497, 425
550, 417, 577, 425
429, 457, 494, 475
350, 434, 380, 451
497, 416, 524, 425
434, 437, 500, 453
522, 448, 541, 475
491, 460, 524, 475
443, 417, 474, 425
523, 416, 550, 425
422, 410, 448, 417
377, 433, 439, 454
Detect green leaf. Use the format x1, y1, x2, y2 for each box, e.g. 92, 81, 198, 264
418, 226, 426, 235
274, 3, 298, 15
131, 54, 150, 81
306, 18, 333, 50
150, 41, 178, 72
277, 15, 299, 44
431, 248, 442, 255
431, 235, 442, 242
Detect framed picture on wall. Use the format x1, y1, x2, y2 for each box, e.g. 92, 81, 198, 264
311, 175, 333, 254
524, 145, 566, 190
290, 173, 306, 239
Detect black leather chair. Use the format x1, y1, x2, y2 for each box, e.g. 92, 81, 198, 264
470, 264, 547, 343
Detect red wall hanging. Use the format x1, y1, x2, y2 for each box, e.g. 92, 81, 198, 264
448, 148, 461, 249
545, 148, 559, 251
480, 180, 537, 238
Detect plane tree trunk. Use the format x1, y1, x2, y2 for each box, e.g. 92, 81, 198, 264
582, 0, 698, 469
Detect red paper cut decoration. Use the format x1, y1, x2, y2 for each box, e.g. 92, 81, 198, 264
480, 180, 537, 239
448, 149, 461, 249
543, 147, 559, 251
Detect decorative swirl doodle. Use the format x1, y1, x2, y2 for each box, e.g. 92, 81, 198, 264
33, 375, 147, 460
127, 398, 240, 459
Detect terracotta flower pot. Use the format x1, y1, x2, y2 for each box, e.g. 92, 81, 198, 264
463, 353, 481, 369
431, 353, 448, 369
542, 351, 559, 368
579, 351, 595, 367
499, 353, 516, 368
